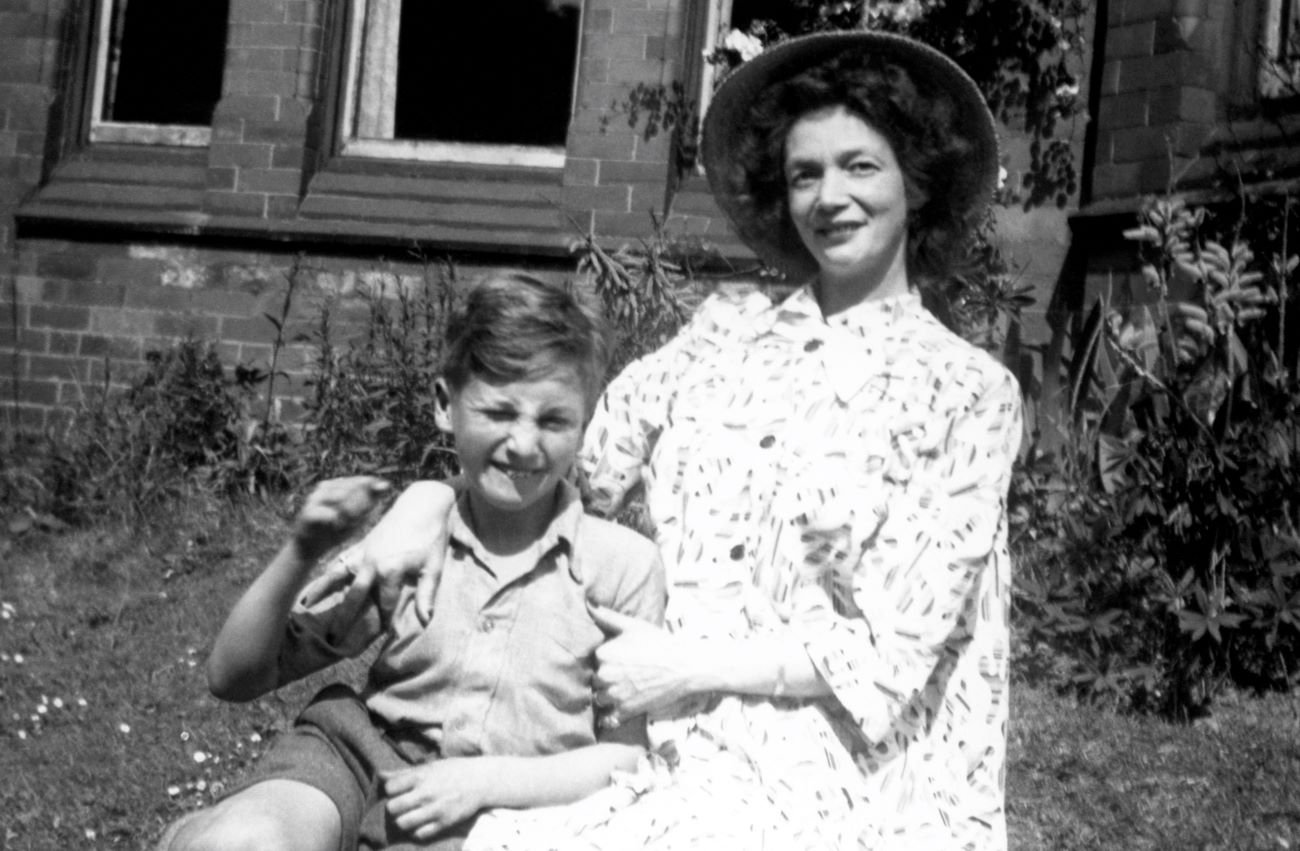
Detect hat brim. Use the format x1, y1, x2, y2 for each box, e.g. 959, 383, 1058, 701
701, 31, 1000, 279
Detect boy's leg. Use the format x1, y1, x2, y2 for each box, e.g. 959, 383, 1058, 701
160, 684, 383, 851
159, 779, 341, 851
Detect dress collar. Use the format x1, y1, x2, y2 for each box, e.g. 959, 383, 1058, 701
776, 285, 923, 335
761, 286, 925, 403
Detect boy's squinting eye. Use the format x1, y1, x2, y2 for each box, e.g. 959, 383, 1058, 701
481, 408, 517, 422
541, 414, 577, 431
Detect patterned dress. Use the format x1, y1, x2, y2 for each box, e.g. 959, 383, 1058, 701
465, 285, 1023, 850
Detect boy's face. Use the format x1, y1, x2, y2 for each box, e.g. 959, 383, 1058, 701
434, 364, 588, 536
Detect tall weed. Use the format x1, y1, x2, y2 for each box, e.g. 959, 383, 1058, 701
297, 259, 459, 487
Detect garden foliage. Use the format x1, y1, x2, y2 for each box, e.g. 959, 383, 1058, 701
1013, 193, 1300, 717
296, 259, 460, 486
22, 341, 295, 523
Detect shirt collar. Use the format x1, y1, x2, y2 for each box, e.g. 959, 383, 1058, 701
448, 478, 583, 579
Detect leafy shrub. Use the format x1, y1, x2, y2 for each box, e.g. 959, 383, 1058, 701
1014, 193, 1300, 717
38, 340, 295, 523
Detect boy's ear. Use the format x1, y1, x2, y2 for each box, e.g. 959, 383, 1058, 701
433, 378, 454, 433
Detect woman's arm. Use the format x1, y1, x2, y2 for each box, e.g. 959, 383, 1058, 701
792, 366, 1024, 747
207, 476, 390, 701
587, 607, 829, 719
382, 742, 645, 841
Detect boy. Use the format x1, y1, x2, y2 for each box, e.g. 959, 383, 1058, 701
159, 273, 666, 851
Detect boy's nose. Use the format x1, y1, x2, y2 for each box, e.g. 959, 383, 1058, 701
505, 421, 542, 457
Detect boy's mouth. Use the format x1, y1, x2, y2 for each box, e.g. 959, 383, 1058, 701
493, 463, 545, 482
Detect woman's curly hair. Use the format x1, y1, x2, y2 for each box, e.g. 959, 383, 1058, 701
732, 50, 979, 288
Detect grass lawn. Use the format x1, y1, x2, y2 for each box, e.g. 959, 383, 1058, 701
2, 496, 1299, 850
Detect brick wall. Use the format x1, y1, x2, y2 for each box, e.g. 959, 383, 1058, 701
0, 0, 732, 432
2, 234, 576, 431
1090, 0, 1228, 201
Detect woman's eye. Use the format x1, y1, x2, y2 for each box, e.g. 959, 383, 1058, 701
787, 170, 816, 189
848, 160, 879, 175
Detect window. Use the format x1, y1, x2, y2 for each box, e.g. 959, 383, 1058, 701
695, 0, 828, 123
89, 0, 230, 145
339, 0, 583, 167
1261, 0, 1300, 97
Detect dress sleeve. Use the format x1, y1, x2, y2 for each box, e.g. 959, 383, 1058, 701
580, 288, 770, 517
276, 544, 386, 686
790, 364, 1023, 750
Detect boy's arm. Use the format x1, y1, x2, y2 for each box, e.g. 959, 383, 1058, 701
206, 476, 389, 702
382, 743, 644, 841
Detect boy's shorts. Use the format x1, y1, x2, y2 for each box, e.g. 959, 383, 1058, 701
225, 683, 474, 851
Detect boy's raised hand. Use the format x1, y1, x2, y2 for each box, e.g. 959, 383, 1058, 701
293, 476, 391, 562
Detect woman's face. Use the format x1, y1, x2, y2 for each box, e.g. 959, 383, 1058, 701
783, 105, 919, 309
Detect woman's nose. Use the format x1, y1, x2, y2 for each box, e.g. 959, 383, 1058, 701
816, 168, 850, 208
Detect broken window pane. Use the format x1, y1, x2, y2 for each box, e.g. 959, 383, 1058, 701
97, 0, 230, 127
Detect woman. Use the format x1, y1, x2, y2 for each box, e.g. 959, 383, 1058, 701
423, 31, 1019, 850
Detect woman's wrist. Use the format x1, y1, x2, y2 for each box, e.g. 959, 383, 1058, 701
691, 635, 829, 700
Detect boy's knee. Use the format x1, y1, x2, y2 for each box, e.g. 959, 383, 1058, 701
163, 807, 314, 851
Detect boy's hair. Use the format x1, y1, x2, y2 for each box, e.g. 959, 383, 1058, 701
442, 272, 610, 409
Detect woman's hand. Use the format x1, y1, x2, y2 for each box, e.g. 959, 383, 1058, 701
358, 480, 457, 620
382, 759, 489, 841
589, 605, 700, 719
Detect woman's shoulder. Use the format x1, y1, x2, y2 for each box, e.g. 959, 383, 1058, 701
684, 284, 778, 341
906, 306, 1022, 400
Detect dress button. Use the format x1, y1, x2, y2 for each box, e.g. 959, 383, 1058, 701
759, 434, 776, 449
804, 339, 823, 352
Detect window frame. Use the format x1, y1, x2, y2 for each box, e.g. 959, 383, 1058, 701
336, 0, 585, 168
85, 0, 218, 147
1260, 0, 1300, 98
693, 0, 736, 127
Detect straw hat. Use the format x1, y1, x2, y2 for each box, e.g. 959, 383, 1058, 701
700, 31, 1000, 279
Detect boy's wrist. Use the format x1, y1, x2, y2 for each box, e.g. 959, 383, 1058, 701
284, 536, 327, 570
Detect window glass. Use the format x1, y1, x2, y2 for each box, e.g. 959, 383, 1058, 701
1261, 0, 1300, 97
343, 0, 582, 165
91, 0, 230, 143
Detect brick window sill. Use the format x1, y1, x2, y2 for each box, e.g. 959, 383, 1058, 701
16, 148, 580, 259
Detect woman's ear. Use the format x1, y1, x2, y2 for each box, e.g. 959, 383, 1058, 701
433, 378, 454, 433
905, 181, 929, 213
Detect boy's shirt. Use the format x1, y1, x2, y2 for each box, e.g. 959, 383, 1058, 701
279, 481, 665, 759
